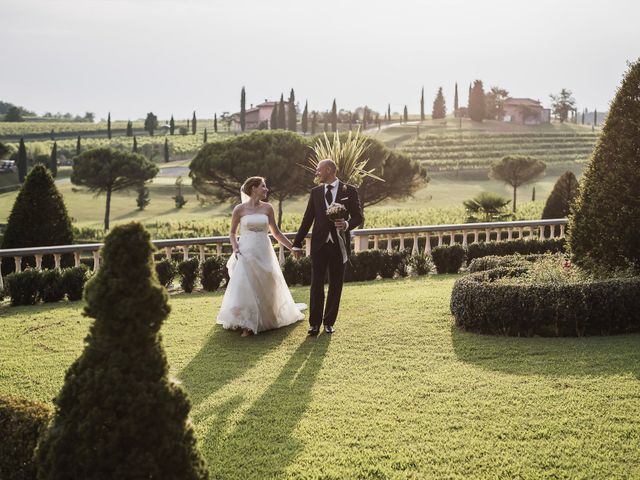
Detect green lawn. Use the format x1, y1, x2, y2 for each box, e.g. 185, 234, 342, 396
1, 277, 638, 479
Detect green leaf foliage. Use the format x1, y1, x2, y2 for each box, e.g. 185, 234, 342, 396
35, 223, 209, 480
568, 59, 640, 273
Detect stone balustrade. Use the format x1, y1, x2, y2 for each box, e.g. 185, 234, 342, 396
0, 218, 567, 291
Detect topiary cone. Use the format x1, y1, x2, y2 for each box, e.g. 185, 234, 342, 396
36, 222, 209, 480
568, 59, 640, 273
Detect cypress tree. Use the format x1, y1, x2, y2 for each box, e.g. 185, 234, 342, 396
432, 87, 447, 119
170, 115, 175, 135
240, 87, 246, 132
76, 136, 81, 156
362, 106, 368, 130
454, 82, 459, 117
17, 137, 27, 183
203, 128, 208, 143
213, 113, 218, 133
192, 111, 197, 135
132, 136, 138, 153
35, 223, 210, 480
420, 87, 425, 121
469, 80, 486, 122
270, 104, 278, 130
331, 99, 337, 132
568, 60, 640, 273
287, 88, 297, 131
542, 171, 579, 219
403, 105, 408, 123
277, 94, 286, 130
107, 112, 112, 139
50, 141, 58, 177
1, 164, 73, 275
164, 137, 170, 163
387, 104, 391, 122
126, 120, 133, 137
531, 186, 536, 201
301, 101, 309, 133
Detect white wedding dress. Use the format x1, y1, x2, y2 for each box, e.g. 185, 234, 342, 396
217, 213, 306, 333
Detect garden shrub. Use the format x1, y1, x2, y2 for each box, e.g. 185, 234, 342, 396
409, 253, 432, 275
39, 269, 65, 303
468, 253, 551, 273
569, 59, 640, 274
0, 395, 52, 480
60, 265, 89, 301
5, 269, 41, 306
200, 256, 226, 292
451, 265, 640, 337
379, 251, 410, 279
431, 245, 466, 274
346, 250, 382, 282
155, 259, 177, 288
465, 238, 565, 264
282, 255, 301, 286
35, 223, 209, 480
177, 257, 200, 293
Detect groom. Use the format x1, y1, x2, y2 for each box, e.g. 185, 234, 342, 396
292, 159, 363, 335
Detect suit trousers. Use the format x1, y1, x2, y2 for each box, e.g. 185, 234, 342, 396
309, 240, 346, 327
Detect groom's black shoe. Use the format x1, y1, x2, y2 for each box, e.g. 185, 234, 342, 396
324, 325, 335, 334
308, 326, 320, 336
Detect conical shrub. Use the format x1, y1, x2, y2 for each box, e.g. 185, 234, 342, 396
568, 59, 640, 273
1, 164, 73, 275
36, 223, 209, 480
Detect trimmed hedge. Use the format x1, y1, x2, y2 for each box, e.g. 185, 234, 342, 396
0, 395, 52, 480
5, 269, 41, 306
431, 245, 466, 274
39, 269, 65, 303
451, 267, 640, 337
155, 259, 177, 288
465, 238, 565, 264
468, 254, 550, 273
60, 265, 89, 301
201, 256, 226, 292
177, 257, 200, 293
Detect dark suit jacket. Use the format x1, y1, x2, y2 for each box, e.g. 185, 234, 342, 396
293, 182, 363, 256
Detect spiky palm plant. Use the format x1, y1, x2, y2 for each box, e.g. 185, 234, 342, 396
304, 130, 383, 186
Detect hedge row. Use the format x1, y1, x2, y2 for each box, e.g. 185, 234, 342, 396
450, 266, 640, 337
468, 254, 551, 273
3, 266, 89, 306
0, 395, 52, 480
465, 238, 566, 264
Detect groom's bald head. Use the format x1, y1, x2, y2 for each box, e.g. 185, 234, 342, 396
316, 159, 338, 184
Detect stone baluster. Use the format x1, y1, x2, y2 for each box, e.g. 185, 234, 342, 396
485, 228, 491, 242
92, 250, 100, 272
386, 235, 394, 252
14, 256, 22, 273
73, 252, 80, 267
181, 246, 189, 261
507, 228, 513, 241
424, 235, 432, 255
473, 230, 479, 243
164, 247, 172, 259
411, 234, 419, 255
462, 230, 468, 247
356, 235, 369, 253
517, 227, 523, 240
373, 235, 379, 251
35, 255, 43, 271
53, 254, 61, 269
305, 238, 312, 256
216, 243, 222, 256
437, 233, 443, 247
549, 225, 555, 239
399, 234, 406, 251
496, 229, 502, 243
198, 245, 206, 262
559, 224, 565, 238
539, 226, 545, 240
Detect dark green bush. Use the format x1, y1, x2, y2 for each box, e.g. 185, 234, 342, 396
346, 250, 382, 282
61, 265, 89, 301
178, 257, 200, 293
450, 267, 640, 337
39, 269, 65, 303
0, 394, 52, 480
379, 251, 410, 279
35, 223, 209, 480
298, 256, 312, 286
409, 253, 432, 275
201, 256, 226, 292
155, 259, 177, 288
5, 269, 41, 306
282, 255, 301, 286
465, 238, 565, 264
431, 245, 466, 274
468, 254, 550, 273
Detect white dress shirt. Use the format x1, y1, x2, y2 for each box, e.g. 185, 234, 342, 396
325, 179, 349, 242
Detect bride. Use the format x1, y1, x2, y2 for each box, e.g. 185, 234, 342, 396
217, 176, 306, 336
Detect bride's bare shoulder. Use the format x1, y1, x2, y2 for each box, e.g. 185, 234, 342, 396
232, 203, 245, 215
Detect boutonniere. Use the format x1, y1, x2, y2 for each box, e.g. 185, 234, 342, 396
341, 184, 348, 193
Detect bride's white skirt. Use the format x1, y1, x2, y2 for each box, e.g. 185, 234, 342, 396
217, 230, 306, 333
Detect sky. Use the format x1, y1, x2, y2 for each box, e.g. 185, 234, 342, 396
1, 0, 638, 121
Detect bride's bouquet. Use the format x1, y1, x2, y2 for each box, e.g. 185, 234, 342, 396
326, 203, 349, 263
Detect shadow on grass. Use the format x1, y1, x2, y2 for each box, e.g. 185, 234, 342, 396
451, 324, 640, 379
203, 334, 330, 479
177, 321, 298, 406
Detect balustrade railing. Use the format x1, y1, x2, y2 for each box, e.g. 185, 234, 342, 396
0, 218, 567, 290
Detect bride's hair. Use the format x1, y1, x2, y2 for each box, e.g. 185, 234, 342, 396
241, 176, 266, 196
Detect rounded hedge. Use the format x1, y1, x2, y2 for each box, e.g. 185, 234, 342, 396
450, 267, 640, 337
